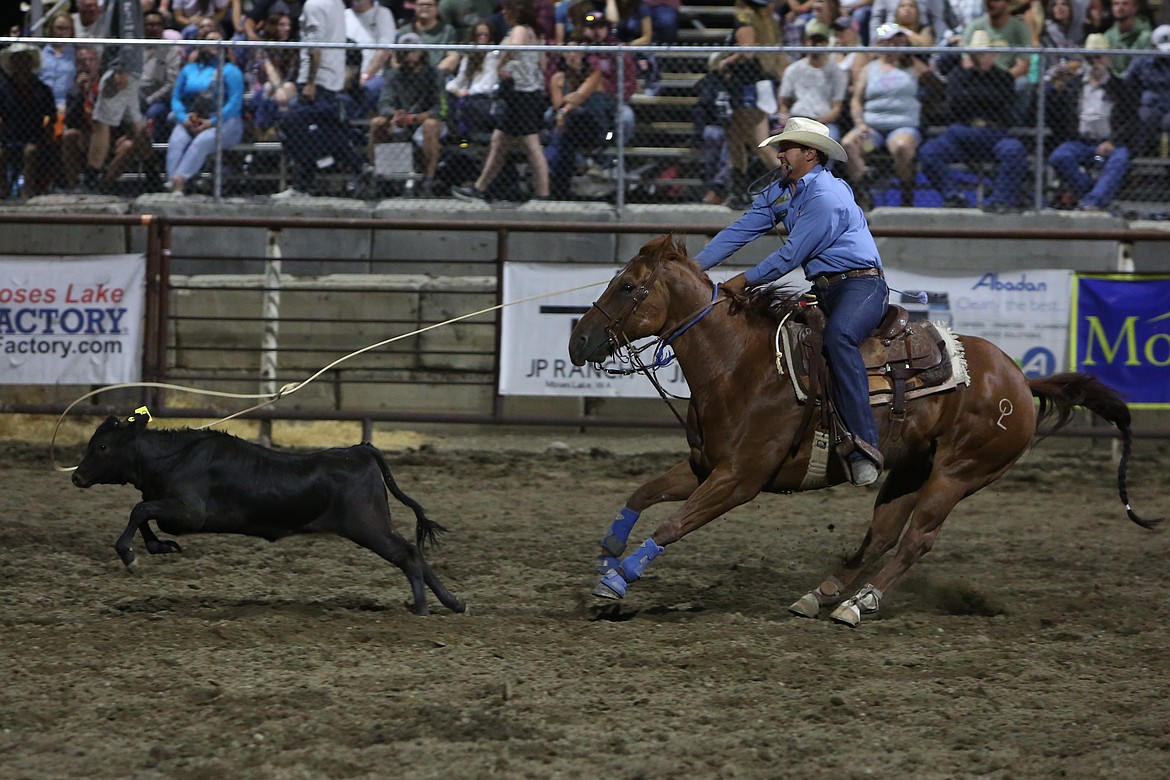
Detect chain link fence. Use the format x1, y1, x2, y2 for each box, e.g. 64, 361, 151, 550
1, 25, 1168, 215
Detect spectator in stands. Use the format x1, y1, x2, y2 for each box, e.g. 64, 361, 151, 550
346, 0, 397, 117
545, 9, 637, 199
961, 0, 1032, 73
0, 43, 59, 198
840, 0, 875, 45
1082, 0, 1112, 38
1048, 33, 1135, 210
173, 0, 229, 39
890, 0, 938, 44
919, 30, 1029, 211
643, 0, 680, 45
1038, 0, 1090, 140
439, 0, 498, 42
369, 31, 445, 194
870, 0, 948, 43
399, 0, 461, 73
446, 21, 501, 141
62, 46, 100, 190
164, 29, 245, 195
1121, 23, 1170, 154
274, 0, 373, 198
606, 0, 659, 96
694, 50, 734, 204
84, 0, 150, 193
555, 0, 598, 43
249, 8, 300, 138
142, 10, 184, 146
1041, 0, 1087, 48
243, 0, 304, 41
73, 0, 105, 39
777, 21, 849, 143
718, 0, 785, 208
453, 0, 550, 201
40, 13, 78, 110
960, 0, 1033, 122
1104, 0, 1152, 75
840, 23, 923, 208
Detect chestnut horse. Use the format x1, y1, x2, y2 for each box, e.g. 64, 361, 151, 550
567, 236, 1154, 626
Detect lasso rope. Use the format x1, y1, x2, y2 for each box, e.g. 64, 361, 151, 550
50, 279, 606, 472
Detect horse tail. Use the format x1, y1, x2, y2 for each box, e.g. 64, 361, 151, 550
367, 444, 448, 548
1028, 373, 1158, 529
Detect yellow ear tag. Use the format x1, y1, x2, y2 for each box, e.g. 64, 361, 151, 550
127, 406, 153, 423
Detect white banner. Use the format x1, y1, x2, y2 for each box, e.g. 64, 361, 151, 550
884, 268, 1073, 377
0, 254, 146, 385
500, 263, 1073, 397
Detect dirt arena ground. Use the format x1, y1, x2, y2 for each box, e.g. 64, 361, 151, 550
2, 416, 1169, 779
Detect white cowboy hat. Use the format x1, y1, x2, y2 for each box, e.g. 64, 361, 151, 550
1084, 33, 1110, 51
967, 29, 1006, 49
759, 116, 848, 162
0, 42, 43, 76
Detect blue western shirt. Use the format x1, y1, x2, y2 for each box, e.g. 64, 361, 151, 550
694, 166, 882, 285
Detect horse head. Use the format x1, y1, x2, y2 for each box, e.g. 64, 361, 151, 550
568, 235, 705, 366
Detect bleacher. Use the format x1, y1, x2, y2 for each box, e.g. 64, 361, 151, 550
94, 2, 1170, 212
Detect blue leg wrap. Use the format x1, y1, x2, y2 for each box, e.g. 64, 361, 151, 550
601, 507, 639, 556
618, 537, 665, 582
597, 507, 640, 573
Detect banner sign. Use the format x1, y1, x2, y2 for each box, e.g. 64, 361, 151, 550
500, 263, 1073, 397
0, 254, 146, 385
1071, 274, 1170, 409
501, 263, 688, 397
883, 268, 1073, 377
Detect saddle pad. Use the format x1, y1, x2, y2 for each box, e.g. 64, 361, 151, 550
777, 319, 970, 407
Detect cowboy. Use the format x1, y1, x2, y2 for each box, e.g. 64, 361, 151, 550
694, 117, 888, 487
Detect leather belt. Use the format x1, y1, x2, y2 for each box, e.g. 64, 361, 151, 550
811, 267, 883, 290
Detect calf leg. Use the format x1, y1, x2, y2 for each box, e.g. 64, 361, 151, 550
345, 524, 434, 615
421, 563, 466, 614
139, 523, 182, 556
118, 499, 199, 570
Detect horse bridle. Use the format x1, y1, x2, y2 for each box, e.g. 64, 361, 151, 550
589, 258, 667, 352
587, 258, 729, 427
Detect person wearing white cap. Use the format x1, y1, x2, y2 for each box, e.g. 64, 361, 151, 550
694, 117, 888, 487
1047, 32, 1134, 211
840, 22, 923, 209
0, 42, 58, 197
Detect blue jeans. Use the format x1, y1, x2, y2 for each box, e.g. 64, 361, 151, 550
701, 124, 729, 191
278, 87, 363, 193
818, 275, 889, 457
166, 116, 244, 182
919, 124, 1028, 206
1048, 140, 1130, 209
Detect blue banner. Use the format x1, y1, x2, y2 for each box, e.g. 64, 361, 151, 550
1071, 275, 1170, 409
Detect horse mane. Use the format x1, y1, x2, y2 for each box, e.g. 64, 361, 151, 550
645, 235, 805, 325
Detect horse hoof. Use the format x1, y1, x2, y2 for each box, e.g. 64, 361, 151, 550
596, 555, 620, 575
787, 592, 822, 619
829, 601, 861, 627
592, 568, 627, 600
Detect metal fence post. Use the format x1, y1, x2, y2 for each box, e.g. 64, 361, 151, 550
258, 228, 283, 446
